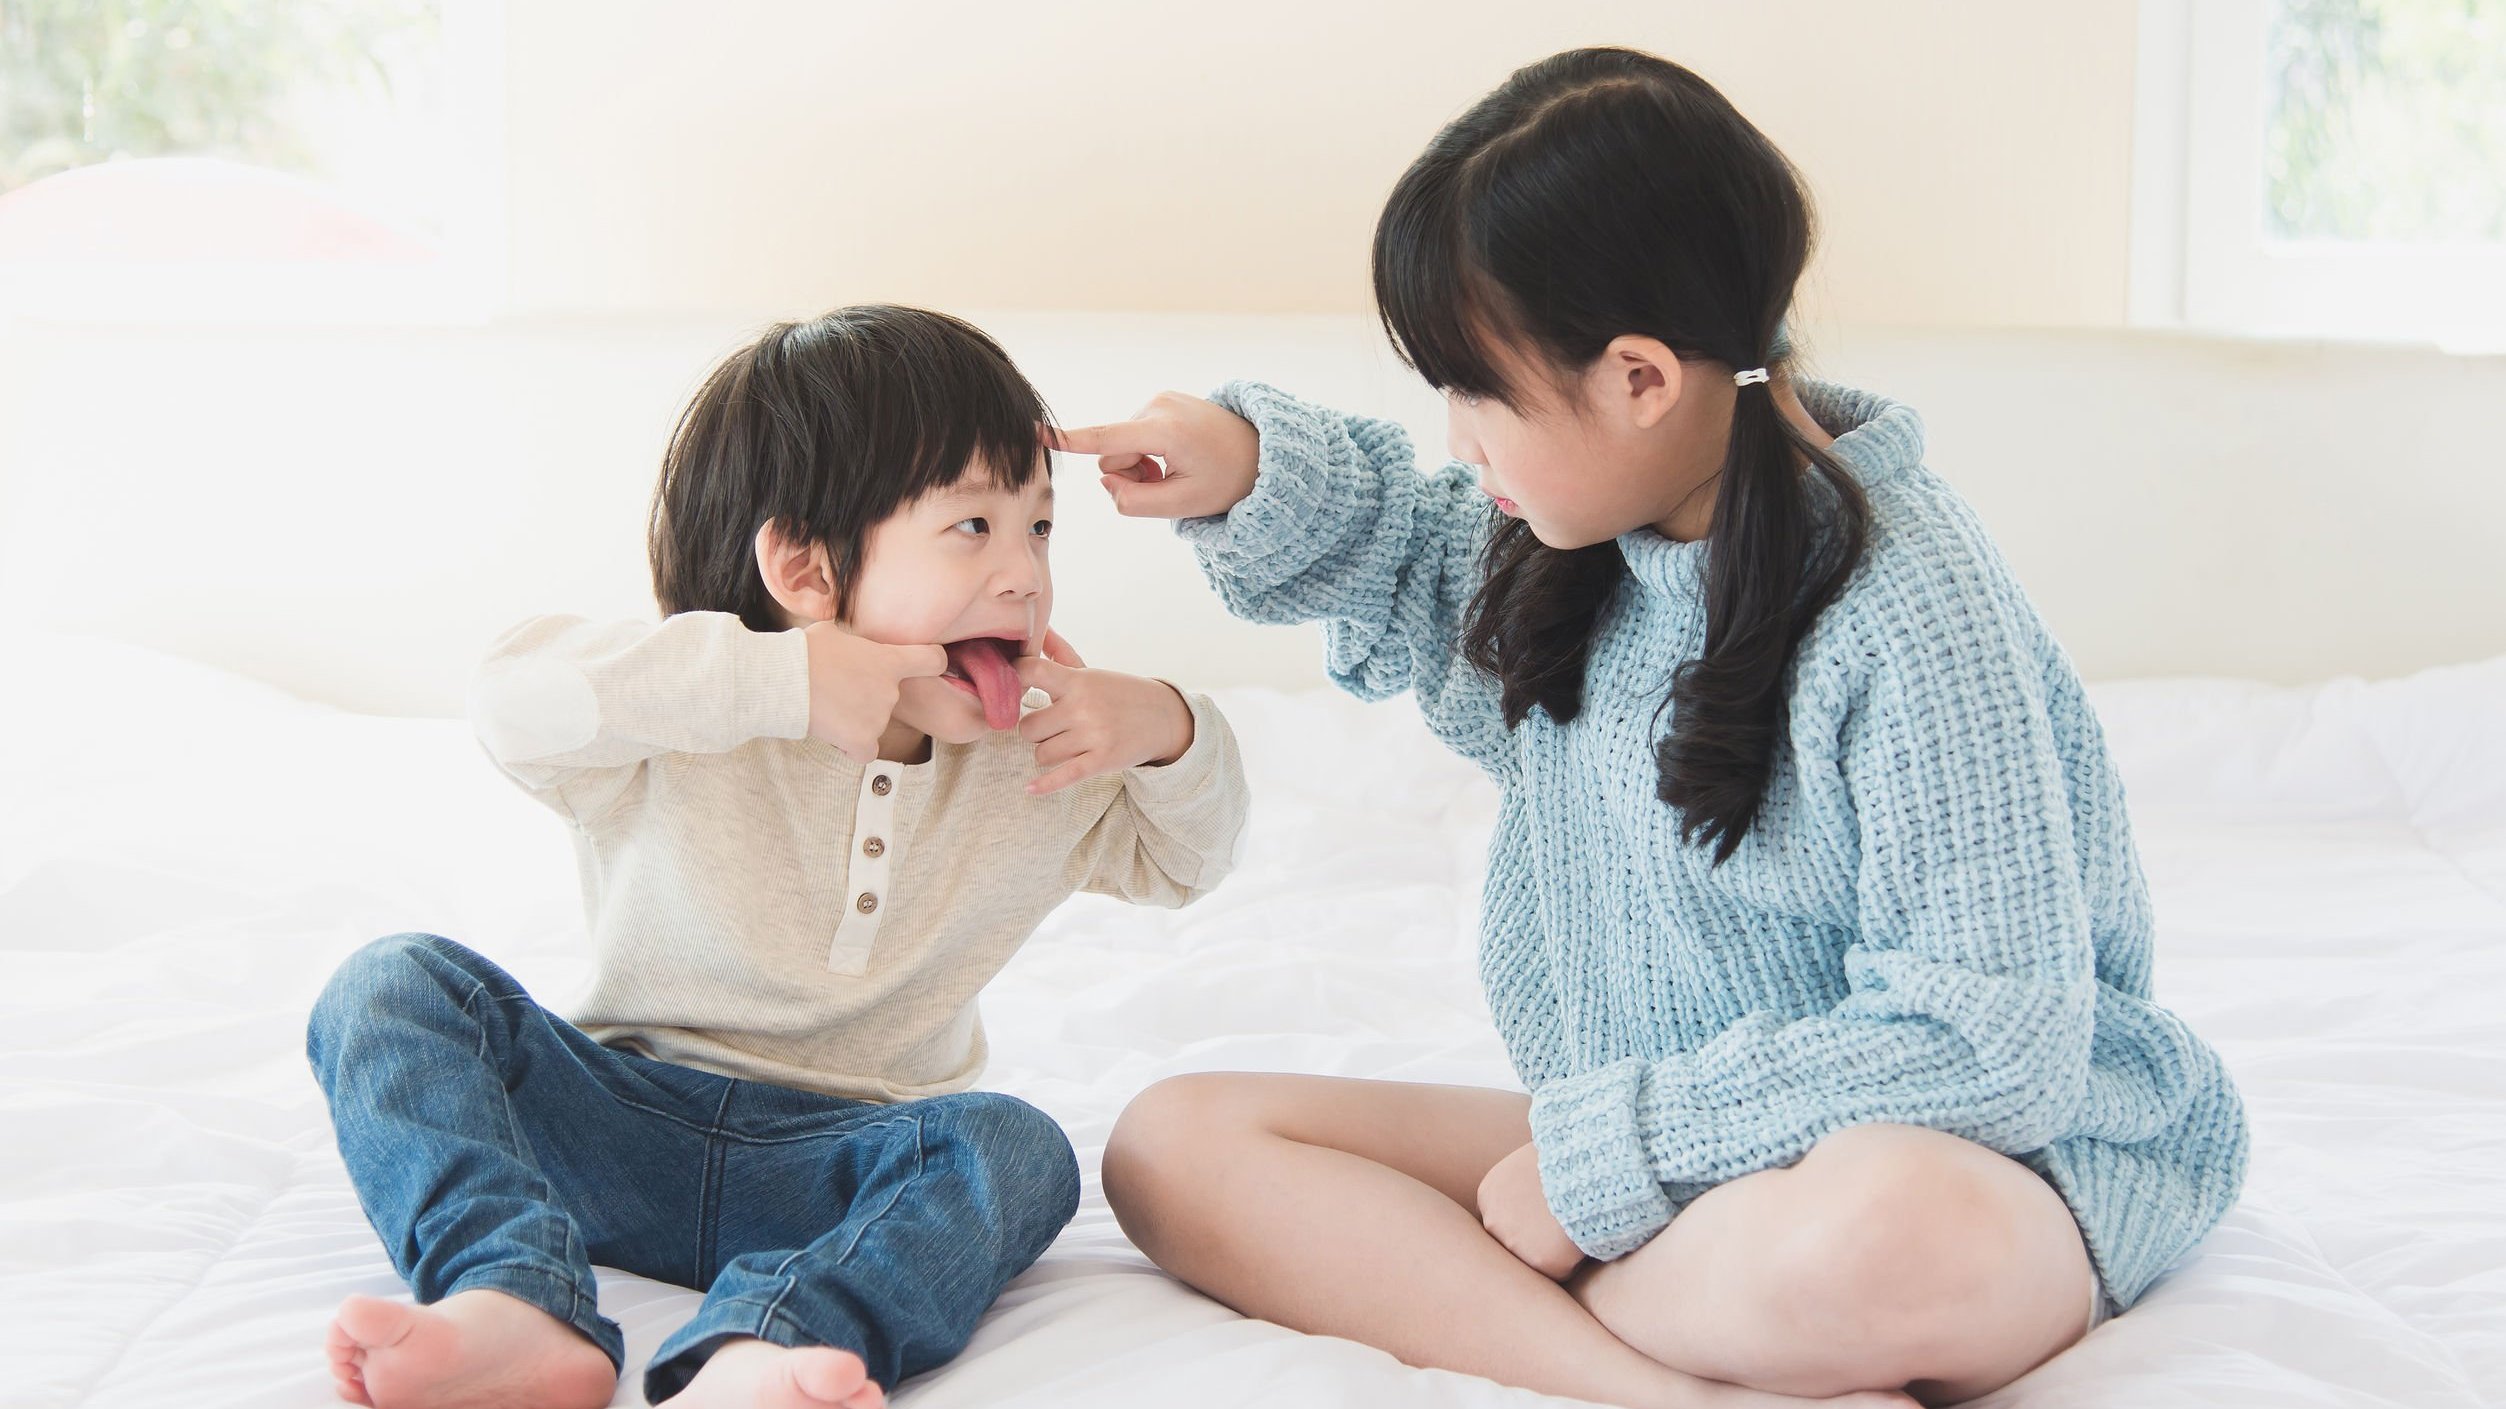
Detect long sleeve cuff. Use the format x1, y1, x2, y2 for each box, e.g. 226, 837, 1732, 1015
1107, 689, 1247, 898
738, 624, 815, 744
1529, 1058, 1679, 1261
1121, 689, 1233, 806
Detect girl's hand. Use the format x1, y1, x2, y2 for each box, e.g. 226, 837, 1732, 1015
1047, 392, 1262, 520
1013, 638, 1195, 795
801, 621, 948, 764
1477, 1141, 1586, 1281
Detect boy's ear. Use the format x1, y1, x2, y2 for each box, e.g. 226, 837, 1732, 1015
754, 520, 841, 625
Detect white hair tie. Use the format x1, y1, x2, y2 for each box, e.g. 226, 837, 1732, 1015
1733, 367, 1771, 387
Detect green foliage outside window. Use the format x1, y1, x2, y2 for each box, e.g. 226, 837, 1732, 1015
0, 0, 435, 195
2268, 0, 2506, 243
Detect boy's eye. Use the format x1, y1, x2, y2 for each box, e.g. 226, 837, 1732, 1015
1031, 519, 1052, 538
952, 517, 988, 537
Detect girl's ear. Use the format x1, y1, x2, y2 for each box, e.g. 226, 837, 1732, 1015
1600, 335, 1685, 431
754, 520, 841, 625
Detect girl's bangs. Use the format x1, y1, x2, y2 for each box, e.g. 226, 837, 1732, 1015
1373, 171, 1526, 407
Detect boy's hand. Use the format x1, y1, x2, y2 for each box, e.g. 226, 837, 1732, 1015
801, 621, 948, 764
1014, 645, 1195, 795
1477, 1141, 1585, 1281
1046, 392, 1261, 521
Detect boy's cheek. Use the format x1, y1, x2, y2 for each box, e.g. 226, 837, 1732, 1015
893, 679, 991, 744
847, 606, 949, 648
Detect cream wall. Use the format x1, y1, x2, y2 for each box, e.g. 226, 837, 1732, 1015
6, 2, 2499, 719
498, 0, 2139, 328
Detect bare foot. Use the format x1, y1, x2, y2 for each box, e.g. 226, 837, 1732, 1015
663, 1337, 885, 1409
325, 1288, 616, 1408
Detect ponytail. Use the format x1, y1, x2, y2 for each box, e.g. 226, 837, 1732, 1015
1656, 369, 1868, 862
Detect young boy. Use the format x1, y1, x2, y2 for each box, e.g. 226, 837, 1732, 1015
307, 305, 1248, 1409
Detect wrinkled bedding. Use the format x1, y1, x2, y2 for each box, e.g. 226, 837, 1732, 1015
3, 631, 2499, 1407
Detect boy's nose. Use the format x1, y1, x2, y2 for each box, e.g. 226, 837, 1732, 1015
993, 539, 1045, 594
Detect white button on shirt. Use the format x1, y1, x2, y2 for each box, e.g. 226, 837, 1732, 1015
827, 763, 900, 974
823, 688, 1047, 976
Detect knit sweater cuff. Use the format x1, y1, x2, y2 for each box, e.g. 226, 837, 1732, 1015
1529, 1059, 1677, 1261
1172, 380, 1345, 592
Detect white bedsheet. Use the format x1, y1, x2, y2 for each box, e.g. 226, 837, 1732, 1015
3, 630, 2500, 1408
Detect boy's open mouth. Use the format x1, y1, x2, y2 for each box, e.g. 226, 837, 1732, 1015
940, 636, 1026, 731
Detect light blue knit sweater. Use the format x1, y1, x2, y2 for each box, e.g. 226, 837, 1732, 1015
1177, 378, 2247, 1309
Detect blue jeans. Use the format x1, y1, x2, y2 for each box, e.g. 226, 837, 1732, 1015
305, 934, 1081, 1402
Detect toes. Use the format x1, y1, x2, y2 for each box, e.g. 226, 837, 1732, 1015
334, 1294, 417, 1350
789, 1348, 869, 1401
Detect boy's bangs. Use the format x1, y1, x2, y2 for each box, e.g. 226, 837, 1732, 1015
882, 338, 1056, 504
899, 403, 1050, 504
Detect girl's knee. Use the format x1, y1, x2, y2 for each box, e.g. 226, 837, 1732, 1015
1772, 1128, 2047, 1350
1101, 1073, 1251, 1207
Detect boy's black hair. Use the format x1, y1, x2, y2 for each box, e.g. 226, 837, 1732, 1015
648, 304, 1054, 630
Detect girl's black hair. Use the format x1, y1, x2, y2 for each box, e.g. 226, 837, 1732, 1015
648, 304, 1054, 631
1374, 46, 1870, 864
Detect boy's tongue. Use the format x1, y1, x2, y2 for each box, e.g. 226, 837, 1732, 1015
947, 637, 1023, 731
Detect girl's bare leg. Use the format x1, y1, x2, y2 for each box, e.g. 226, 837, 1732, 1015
1101, 1074, 1907, 1409
1568, 1123, 2100, 1404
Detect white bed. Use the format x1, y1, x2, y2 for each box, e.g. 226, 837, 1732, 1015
3, 628, 2500, 1408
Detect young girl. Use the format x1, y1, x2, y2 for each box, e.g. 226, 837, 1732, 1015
1057, 48, 2246, 1409
306, 305, 1247, 1409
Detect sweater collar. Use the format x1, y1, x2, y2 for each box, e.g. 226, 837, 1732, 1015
1614, 379, 1924, 600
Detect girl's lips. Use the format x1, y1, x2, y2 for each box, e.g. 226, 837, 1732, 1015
1484, 488, 1520, 516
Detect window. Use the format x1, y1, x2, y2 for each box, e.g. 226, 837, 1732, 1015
0, 0, 504, 324
2135, 0, 2506, 351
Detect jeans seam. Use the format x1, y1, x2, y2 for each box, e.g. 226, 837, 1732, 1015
695, 1079, 737, 1285
457, 979, 596, 1296
707, 1114, 926, 1148
754, 1111, 926, 1333
701, 1295, 816, 1347
830, 1112, 926, 1267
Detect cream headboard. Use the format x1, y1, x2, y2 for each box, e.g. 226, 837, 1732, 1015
0, 312, 2498, 716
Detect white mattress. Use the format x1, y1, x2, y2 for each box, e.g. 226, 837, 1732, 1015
3, 629, 2500, 1408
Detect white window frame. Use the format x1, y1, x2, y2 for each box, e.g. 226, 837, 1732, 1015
2132, 0, 2506, 353
0, 0, 506, 328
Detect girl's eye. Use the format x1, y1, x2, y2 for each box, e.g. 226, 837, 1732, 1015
952, 517, 988, 537
1031, 520, 1053, 538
